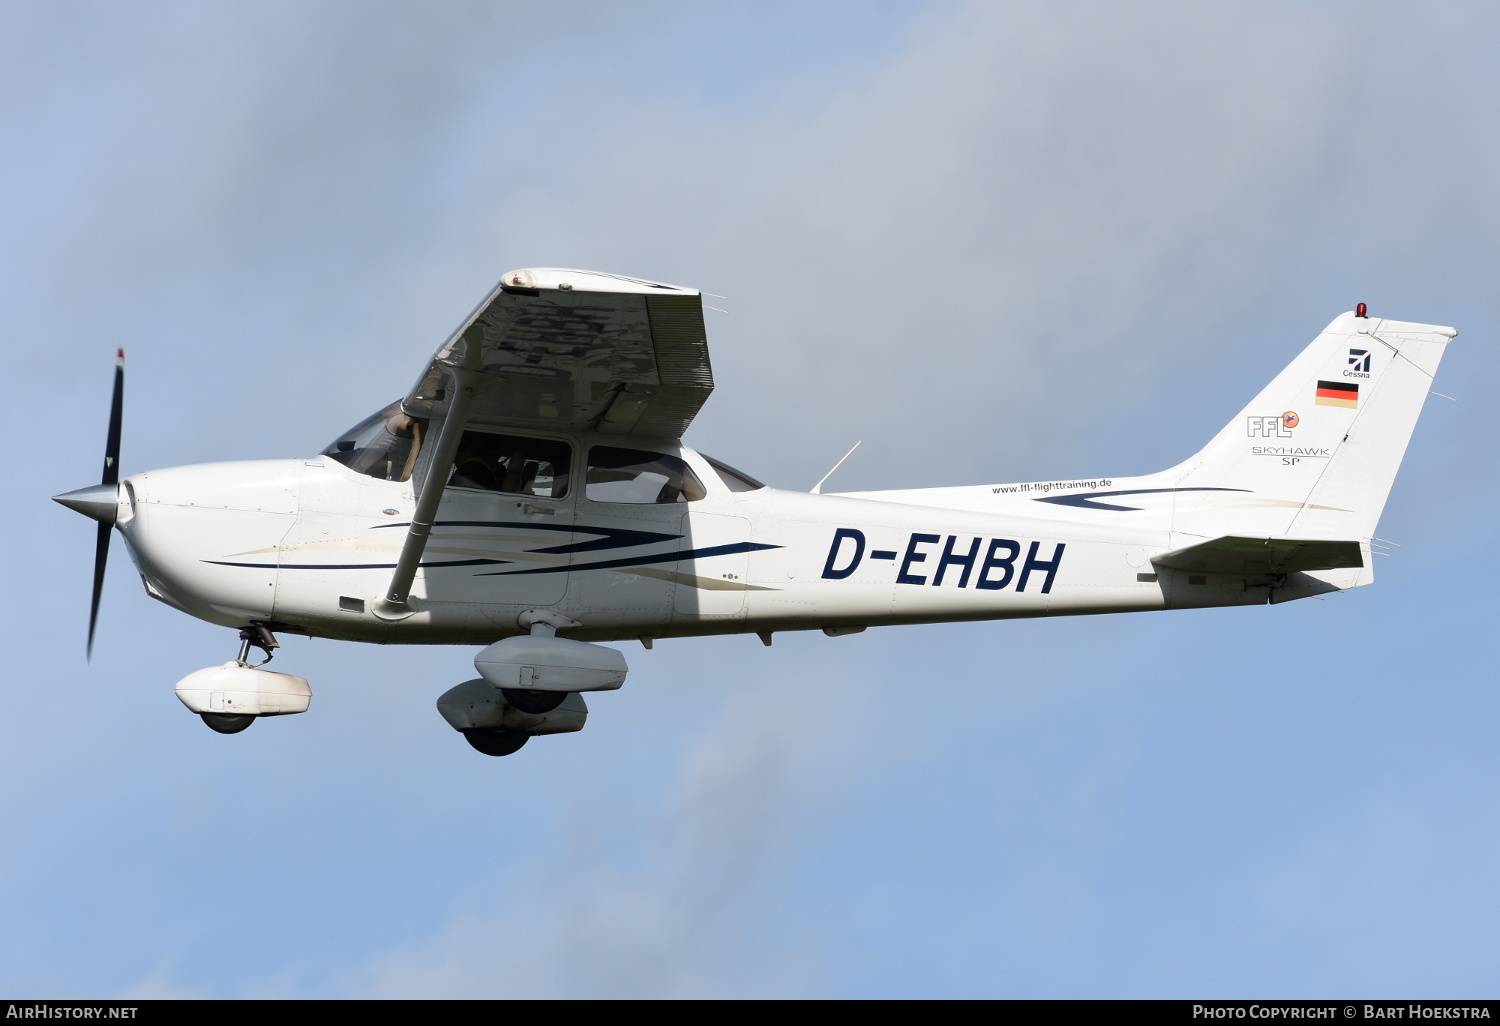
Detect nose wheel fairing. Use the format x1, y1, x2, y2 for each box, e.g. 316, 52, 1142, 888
174, 662, 312, 720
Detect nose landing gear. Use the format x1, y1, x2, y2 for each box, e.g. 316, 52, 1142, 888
201, 712, 256, 734
174, 623, 312, 734
235, 622, 280, 668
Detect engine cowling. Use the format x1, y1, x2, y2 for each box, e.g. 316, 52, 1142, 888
436, 678, 588, 735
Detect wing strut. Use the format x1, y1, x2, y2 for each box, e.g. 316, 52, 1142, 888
373, 364, 478, 620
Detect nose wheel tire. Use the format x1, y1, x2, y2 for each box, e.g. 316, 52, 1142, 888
501, 688, 568, 714
463, 728, 530, 756
201, 712, 255, 734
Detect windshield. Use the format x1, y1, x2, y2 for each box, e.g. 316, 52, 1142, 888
321, 402, 425, 482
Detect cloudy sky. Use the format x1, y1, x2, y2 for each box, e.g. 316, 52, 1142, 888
3, 0, 1499, 998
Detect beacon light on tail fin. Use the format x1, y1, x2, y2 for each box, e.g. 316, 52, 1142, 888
52, 276, 1452, 758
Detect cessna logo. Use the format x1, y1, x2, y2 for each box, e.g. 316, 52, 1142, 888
1345, 348, 1371, 377
1246, 412, 1298, 438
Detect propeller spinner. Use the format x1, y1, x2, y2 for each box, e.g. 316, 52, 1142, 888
53, 349, 124, 658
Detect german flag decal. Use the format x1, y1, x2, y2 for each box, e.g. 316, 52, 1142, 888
1315, 380, 1359, 408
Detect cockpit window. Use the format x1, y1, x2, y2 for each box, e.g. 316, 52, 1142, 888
449, 432, 571, 498
321, 402, 425, 482
586, 446, 707, 504
702, 454, 766, 492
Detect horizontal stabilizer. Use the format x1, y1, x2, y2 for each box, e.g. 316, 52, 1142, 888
1154, 536, 1363, 576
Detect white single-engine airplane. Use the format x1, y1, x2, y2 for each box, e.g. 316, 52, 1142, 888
55, 269, 1453, 756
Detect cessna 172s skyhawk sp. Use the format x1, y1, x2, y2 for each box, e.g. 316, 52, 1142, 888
54, 269, 1453, 756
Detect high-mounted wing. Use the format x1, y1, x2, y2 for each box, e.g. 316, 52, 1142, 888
402, 268, 713, 439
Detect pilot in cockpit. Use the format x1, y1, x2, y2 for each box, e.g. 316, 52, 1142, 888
450, 436, 543, 495
450, 441, 499, 492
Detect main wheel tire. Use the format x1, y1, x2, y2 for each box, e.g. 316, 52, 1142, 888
201, 712, 255, 734
463, 728, 530, 757
501, 688, 567, 714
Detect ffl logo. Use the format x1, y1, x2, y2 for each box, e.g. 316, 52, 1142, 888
1246, 411, 1299, 438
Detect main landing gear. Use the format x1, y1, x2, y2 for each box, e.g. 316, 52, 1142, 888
462, 728, 531, 756
500, 689, 568, 714
435, 611, 628, 757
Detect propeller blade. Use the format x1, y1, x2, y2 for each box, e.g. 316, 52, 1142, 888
102, 349, 123, 487
87, 520, 110, 660
89, 349, 123, 659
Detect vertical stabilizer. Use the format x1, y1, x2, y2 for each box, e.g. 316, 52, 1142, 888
1166, 311, 1453, 541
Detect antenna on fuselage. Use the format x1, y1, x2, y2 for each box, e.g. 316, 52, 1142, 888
810, 441, 861, 495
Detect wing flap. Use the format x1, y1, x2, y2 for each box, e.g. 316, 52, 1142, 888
1154, 536, 1364, 576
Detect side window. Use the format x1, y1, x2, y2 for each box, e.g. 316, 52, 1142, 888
702, 454, 766, 493
586, 446, 707, 504
449, 432, 571, 498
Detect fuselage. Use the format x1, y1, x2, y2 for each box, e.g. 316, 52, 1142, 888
114, 432, 1289, 648
99, 305, 1454, 654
